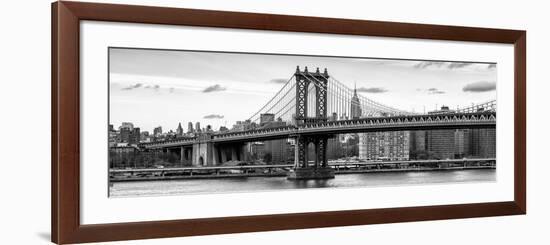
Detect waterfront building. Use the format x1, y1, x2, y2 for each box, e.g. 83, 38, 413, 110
120, 127, 140, 145
469, 128, 496, 158
327, 137, 344, 160
454, 129, 471, 158
408, 130, 427, 159
108, 129, 119, 147
359, 131, 410, 161
264, 139, 292, 164
426, 129, 455, 159
248, 142, 265, 161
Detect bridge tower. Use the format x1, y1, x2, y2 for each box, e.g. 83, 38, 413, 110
288, 66, 335, 180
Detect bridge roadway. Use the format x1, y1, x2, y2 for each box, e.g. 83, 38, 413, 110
141, 111, 496, 149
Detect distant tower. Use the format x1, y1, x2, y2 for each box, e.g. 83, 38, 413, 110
350, 83, 362, 119
187, 122, 194, 133
153, 126, 162, 136
176, 122, 183, 136
195, 122, 201, 133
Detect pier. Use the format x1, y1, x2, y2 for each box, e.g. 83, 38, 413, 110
109, 158, 495, 182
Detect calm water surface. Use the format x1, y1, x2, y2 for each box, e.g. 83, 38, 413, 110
109, 169, 496, 198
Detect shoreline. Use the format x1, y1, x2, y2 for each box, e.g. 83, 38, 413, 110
110, 165, 495, 183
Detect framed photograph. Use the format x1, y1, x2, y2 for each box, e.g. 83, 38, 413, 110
52, 1, 526, 244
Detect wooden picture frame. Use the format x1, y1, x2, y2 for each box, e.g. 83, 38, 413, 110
51, 1, 526, 244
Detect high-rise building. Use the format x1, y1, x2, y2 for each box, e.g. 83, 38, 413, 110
350, 84, 362, 119
426, 130, 455, 159
140, 131, 150, 142
176, 123, 183, 136
359, 131, 410, 161
232, 120, 256, 131
327, 137, 344, 160
153, 126, 162, 136
260, 113, 275, 126
120, 127, 140, 145
187, 122, 194, 133
410, 130, 427, 152
454, 129, 471, 158
264, 139, 292, 164
330, 112, 338, 121
195, 122, 201, 133
119, 122, 134, 131
469, 128, 496, 158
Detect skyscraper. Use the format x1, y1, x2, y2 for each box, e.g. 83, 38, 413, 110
426, 130, 455, 159
454, 129, 470, 158
120, 127, 140, 145
260, 113, 275, 126
187, 122, 193, 133
153, 126, 162, 136
195, 122, 201, 133
350, 84, 362, 119
469, 128, 496, 158
119, 122, 134, 131
176, 122, 183, 136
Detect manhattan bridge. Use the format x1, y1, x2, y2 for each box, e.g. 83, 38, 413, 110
141, 66, 496, 179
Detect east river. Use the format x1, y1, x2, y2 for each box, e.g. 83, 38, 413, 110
109, 169, 496, 197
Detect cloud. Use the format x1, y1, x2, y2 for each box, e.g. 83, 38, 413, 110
356, 87, 388, 93
414, 61, 445, 69
419, 88, 446, 94
448, 62, 473, 69
269, 78, 288, 84
202, 84, 226, 93
203, 114, 224, 119
488, 63, 497, 69
462, 81, 496, 93
143, 84, 160, 91
414, 61, 474, 70
121, 83, 143, 90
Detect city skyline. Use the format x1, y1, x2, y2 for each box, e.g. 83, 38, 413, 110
109, 48, 497, 133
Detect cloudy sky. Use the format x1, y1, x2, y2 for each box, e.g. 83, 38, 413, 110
109, 48, 497, 133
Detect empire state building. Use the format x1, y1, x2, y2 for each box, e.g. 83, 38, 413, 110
350, 84, 362, 119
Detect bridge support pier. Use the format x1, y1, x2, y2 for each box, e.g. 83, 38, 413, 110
288, 135, 334, 180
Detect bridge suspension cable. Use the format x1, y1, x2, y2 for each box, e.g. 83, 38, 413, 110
247, 75, 296, 123
245, 68, 496, 130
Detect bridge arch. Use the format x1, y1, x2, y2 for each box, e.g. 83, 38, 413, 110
307, 82, 317, 118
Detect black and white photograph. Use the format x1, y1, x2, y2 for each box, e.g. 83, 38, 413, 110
107, 48, 497, 197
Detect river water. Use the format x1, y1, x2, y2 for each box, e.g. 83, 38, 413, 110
109, 169, 495, 198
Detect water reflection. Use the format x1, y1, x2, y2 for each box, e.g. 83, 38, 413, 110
110, 169, 496, 198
